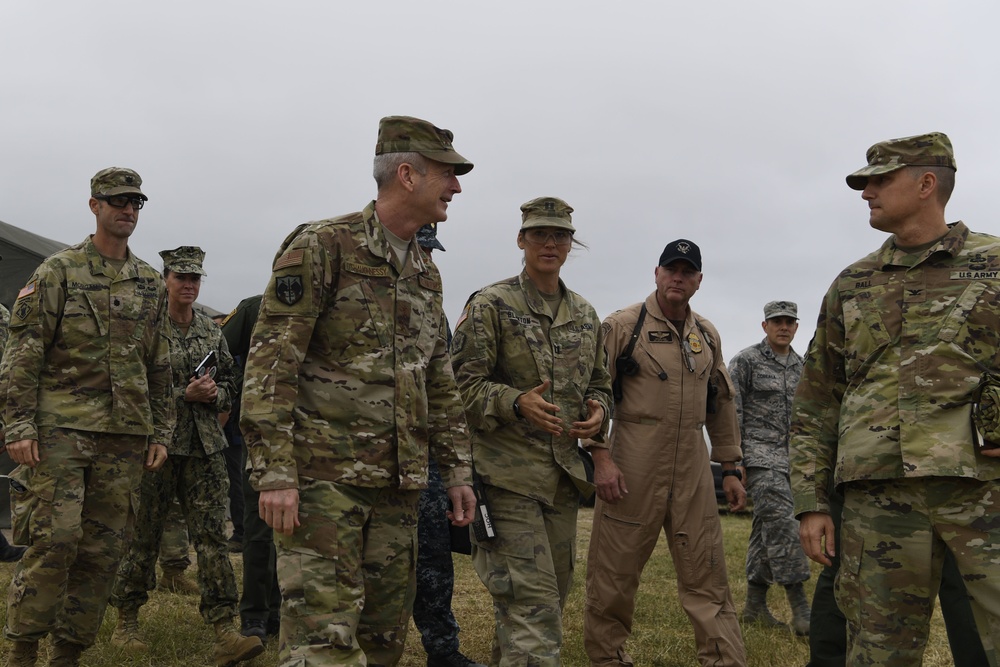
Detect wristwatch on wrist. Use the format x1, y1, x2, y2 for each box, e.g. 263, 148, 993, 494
513, 397, 525, 420
722, 468, 743, 481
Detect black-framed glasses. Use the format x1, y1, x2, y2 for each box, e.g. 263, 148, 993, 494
524, 229, 573, 246
97, 195, 145, 210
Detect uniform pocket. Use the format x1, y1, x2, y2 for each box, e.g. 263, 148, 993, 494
278, 543, 339, 617
9, 465, 56, 547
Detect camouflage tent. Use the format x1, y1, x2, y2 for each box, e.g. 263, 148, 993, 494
0, 219, 68, 308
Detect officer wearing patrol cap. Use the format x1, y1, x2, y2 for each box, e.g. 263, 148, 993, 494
584, 239, 747, 667
791, 132, 1000, 666
727, 300, 811, 634
2, 167, 173, 666
109, 247, 261, 665
451, 196, 612, 666
240, 116, 477, 667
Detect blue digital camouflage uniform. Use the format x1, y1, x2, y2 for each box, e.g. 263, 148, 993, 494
728, 339, 810, 586
450, 269, 613, 667
111, 308, 240, 623
791, 221, 1000, 666
2, 235, 174, 648
240, 202, 473, 667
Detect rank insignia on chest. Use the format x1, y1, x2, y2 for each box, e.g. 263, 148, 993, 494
687, 332, 703, 353
648, 331, 672, 343
276, 275, 304, 305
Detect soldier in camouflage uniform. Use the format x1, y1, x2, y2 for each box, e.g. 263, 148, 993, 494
727, 300, 811, 634
240, 115, 477, 667
109, 246, 263, 667
451, 198, 613, 667
791, 132, 1000, 667
0, 300, 27, 562
1, 168, 173, 667
412, 225, 484, 667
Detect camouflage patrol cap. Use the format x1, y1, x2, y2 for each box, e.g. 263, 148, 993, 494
91, 167, 147, 200
658, 239, 702, 271
416, 223, 446, 252
846, 132, 956, 190
764, 300, 798, 320
375, 116, 474, 175
520, 197, 575, 232
159, 246, 207, 276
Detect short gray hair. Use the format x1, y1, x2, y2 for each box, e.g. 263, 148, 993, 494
373, 152, 426, 189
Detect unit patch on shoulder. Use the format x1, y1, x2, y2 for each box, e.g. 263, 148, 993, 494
648, 331, 673, 343
14, 301, 32, 321
276, 275, 304, 305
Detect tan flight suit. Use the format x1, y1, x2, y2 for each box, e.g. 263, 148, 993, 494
583, 292, 746, 667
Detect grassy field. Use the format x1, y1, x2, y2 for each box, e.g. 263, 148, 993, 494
0, 509, 954, 666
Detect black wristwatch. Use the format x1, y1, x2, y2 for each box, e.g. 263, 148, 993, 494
513, 397, 525, 420
722, 469, 743, 481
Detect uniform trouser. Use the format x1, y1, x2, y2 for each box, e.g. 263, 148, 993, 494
222, 440, 244, 541
837, 478, 999, 667
4, 427, 145, 646
584, 462, 745, 667
158, 496, 192, 570
807, 487, 989, 667
110, 452, 239, 624
275, 478, 420, 667
240, 452, 280, 625
413, 460, 461, 657
744, 467, 810, 586
471, 478, 578, 667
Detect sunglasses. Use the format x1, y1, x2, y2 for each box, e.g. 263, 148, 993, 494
97, 195, 145, 210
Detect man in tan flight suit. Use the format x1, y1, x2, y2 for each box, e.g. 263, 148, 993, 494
583, 239, 747, 667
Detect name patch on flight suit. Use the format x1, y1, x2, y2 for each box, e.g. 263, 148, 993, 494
648, 331, 672, 343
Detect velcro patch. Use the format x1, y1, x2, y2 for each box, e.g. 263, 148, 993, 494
274, 249, 304, 271
275, 275, 304, 305
17, 282, 36, 299
418, 275, 442, 292
344, 261, 389, 277
649, 331, 672, 343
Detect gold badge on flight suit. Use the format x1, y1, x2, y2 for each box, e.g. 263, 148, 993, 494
687, 332, 703, 353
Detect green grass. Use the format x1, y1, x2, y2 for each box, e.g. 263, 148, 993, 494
0, 509, 953, 666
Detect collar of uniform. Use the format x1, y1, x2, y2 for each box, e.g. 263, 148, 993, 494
645, 290, 692, 332
877, 221, 967, 269
83, 234, 138, 280
363, 200, 427, 279
517, 269, 571, 323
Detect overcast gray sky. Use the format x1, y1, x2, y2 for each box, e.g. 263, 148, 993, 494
2, 1, 997, 358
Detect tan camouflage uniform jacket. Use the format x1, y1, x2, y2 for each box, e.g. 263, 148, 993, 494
790, 222, 1000, 516
1, 236, 174, 444
240, 201, 473, 492
166, 310, 236, 457
450, 271, 613, 504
